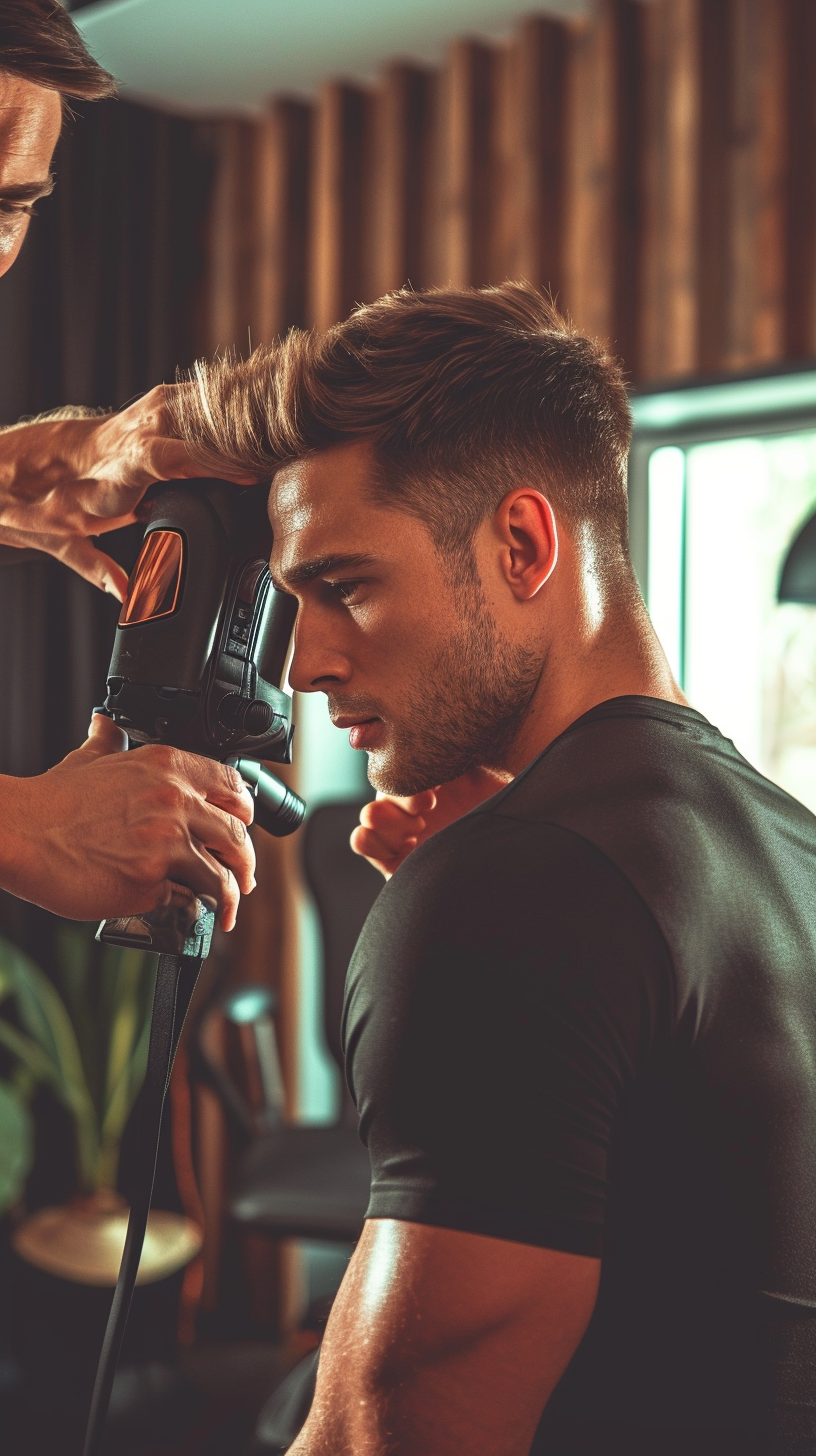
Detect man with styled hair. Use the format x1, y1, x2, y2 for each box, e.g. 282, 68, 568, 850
0, 0, 255, 929
177, 281, 816, 1456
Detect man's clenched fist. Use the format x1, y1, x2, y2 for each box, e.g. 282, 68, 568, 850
0, 714, 256, 930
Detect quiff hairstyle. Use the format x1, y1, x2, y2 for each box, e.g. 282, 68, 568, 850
0, 0, 116, 102
174, 282, 634, 568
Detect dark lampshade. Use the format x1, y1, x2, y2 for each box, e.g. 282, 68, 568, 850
779, 511, 816, 604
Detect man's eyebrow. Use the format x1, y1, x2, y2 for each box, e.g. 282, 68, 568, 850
0, 176, 55, 203
271, 552, 379, 591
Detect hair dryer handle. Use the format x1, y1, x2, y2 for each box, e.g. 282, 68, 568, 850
227, 757, 306, 837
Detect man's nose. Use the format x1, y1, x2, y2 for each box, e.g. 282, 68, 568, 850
287, 617, 352, 694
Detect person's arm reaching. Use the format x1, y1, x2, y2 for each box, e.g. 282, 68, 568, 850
0, 387, 261, 923
288, 1218, 599, 1456
0, 713, 255, 931
0, 385, 253, 598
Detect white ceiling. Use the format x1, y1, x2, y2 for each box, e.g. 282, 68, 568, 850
74, 0, 592, 117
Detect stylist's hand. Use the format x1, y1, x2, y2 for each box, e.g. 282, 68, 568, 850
1, 715, 256, 930
0, 386, 255, 600
351, 766, 510, 880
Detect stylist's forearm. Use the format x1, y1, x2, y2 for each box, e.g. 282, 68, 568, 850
0, 416, 130, 534
0, 417, 96, 519
0, 774, 36, 900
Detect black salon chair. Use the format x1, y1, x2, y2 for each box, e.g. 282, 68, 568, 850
227, 799, 380, 1243
192, 798, 382, 1452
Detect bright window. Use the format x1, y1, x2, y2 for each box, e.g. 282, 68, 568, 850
643, 425, 816, 813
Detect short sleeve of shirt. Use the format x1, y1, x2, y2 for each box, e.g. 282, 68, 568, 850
342, 812, 673, 1257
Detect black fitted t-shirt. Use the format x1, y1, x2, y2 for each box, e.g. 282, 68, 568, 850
343, 698, 816, 1455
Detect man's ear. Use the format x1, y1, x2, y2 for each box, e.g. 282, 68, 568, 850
496, 489, 558, 600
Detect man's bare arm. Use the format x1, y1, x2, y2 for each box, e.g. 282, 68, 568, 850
289, 1219, 599, 1456
0, 385, 254, 598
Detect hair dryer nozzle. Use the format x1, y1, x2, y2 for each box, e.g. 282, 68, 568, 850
228, 757, 306, 837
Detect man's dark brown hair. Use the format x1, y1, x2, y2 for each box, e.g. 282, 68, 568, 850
175, 282, 634, 571
0, 0, 116, 101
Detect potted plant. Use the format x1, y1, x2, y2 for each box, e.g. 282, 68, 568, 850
0, 925, 201, 1282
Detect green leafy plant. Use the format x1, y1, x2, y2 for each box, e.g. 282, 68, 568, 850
0, 927, 155, 1213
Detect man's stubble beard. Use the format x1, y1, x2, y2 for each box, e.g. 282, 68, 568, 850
364, 580, 543, 796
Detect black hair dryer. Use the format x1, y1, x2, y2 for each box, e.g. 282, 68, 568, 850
83, 481, 305, 1456
103, 477, 305, 838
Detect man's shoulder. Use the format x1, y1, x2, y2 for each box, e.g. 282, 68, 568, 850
355, 801, 656, 963
360, 697, 735, 933
491, 695, 749, 822
361, 691, 816, 974
488, 695, 816, 999
344, 772, 674, 1092
488, 693, 816, 863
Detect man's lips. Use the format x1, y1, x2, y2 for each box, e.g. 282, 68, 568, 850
330, 714, 382, 750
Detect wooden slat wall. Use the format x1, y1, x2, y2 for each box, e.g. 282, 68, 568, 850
206, 0, 816, 386
726, 0, 787, 371
439, 41, 497, 290
369, 65, 435, 297
640, 0, 701, 380
785, 0, 816, 358
255, 101, 312, 341
492, 19, 567, 299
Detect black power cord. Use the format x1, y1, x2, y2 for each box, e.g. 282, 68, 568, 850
81, 950, 204, 1456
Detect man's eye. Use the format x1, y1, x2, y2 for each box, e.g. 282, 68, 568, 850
0, 202, 34, 219
329, 580, 363, 604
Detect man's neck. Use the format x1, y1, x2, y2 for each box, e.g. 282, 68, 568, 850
502, 596, 686, 777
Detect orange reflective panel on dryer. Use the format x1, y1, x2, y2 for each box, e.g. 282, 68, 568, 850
119, 530, 184, 626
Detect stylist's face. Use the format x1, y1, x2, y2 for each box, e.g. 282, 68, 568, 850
0, 72, 61, 277
269, 440, 539, 794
